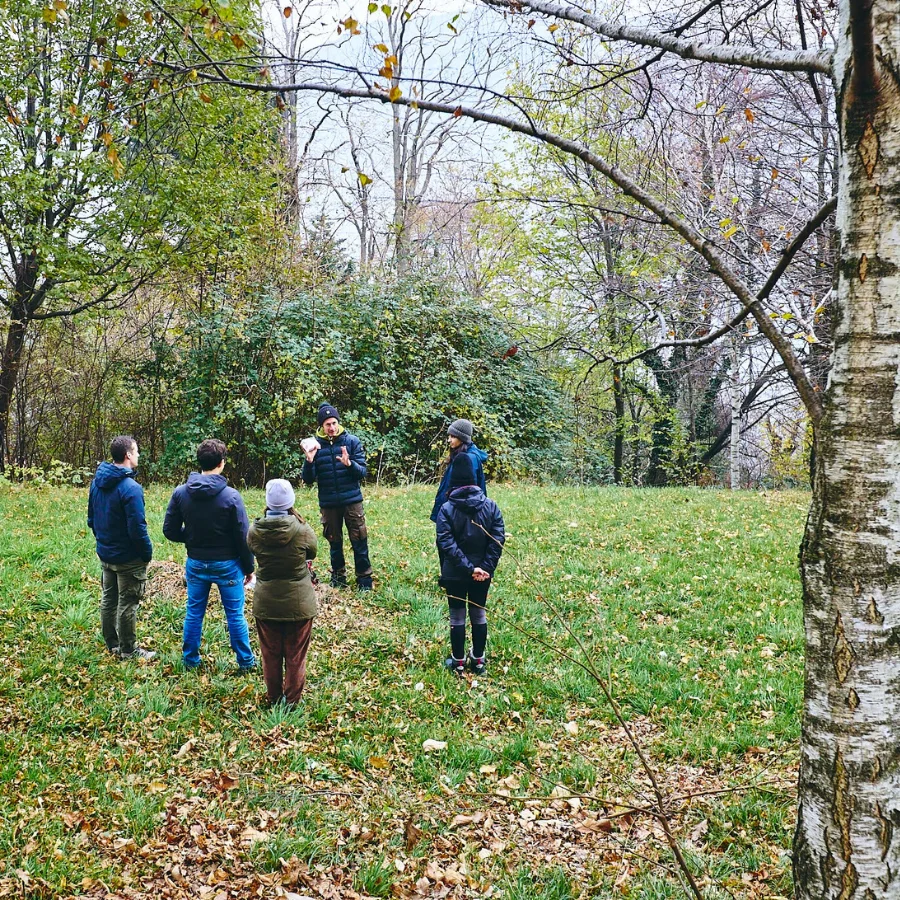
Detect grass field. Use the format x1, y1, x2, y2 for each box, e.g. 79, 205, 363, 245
0, 483, 809, 899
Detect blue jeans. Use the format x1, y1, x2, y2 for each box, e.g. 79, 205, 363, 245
183, 558, 255, 669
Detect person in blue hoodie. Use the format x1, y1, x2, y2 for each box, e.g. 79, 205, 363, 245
87, 435, 155, 661
429, 419, 488, 524
435, 452, 505, 677
163, 439, 256, 672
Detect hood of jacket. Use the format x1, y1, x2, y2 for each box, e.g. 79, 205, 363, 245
251, 514, 302, 547
448, 484, 489, 514
469, 443, 488, 465
185, 472, 228, 499
93, 461, 135, 491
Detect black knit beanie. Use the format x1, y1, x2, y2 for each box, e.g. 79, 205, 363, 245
450, 452, 477, 488
317, 403, 340, 426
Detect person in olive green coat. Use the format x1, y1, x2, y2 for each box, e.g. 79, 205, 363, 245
246, 479, 318, 706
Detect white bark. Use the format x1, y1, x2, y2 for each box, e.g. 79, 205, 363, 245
483, 0, 834, 74
794, 2, 900, 897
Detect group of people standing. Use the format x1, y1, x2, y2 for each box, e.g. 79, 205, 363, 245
87, 404, 505, 706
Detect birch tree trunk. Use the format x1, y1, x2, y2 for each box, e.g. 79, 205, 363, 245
794, 2, 900, 896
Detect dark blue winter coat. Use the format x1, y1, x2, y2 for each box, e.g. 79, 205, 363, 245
163, 473, 255, 575
430, 443, 488, 522
301, 429, 367, 508
435, 485, 505, 583
87, 462, 153, 564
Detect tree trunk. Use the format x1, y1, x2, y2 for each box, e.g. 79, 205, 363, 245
793, 3, 900, 896
729, 338, 741, 490
0, 310, 29, 470
612, 362, 625, 485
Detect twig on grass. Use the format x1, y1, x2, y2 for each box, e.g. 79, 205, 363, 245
453, 525, 709, 900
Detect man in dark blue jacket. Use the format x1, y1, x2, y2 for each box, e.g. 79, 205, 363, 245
302, 403, 373, 590
163, 439, 256, 672
88, 435, 155, 661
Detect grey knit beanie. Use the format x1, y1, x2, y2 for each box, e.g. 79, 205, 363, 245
265, 478, 295, 512
448, 419, 474, 442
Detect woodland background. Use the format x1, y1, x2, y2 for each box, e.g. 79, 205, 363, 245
0, 0, 833, 489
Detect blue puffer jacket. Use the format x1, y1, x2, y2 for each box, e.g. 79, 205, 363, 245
430, 443, 488, 522
163, 473, 255, 574
87, 462, 153, 564
435, 485, 505, 583
301, 428, 367, 508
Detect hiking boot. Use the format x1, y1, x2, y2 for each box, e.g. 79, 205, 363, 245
107, 646, 120, 655
232, 665, 257, 677
444, 656, 466, 677
330, 575, 348, 589
119, 647, 156, 661
356, 575, 373, 592
468, 653, 487, 677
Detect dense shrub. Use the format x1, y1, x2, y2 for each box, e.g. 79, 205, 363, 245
141, 277, 570, 485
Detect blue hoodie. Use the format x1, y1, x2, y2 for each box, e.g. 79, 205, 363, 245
430, 443, 488, 522
87, 462, 153, 564
163, 473, 254, 575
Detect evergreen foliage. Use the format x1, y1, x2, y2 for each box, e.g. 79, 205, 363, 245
142, 275, 568, 485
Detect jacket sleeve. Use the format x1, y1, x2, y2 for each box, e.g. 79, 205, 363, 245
348, 436, 367, 481
123, 484, 153, 563
246, 522, 260, 556
233, 494, 255, 575
87, 484, 95, 533
301, 457, 317, 486
482, 502, 505, 575
298, 521, 318, 561
475, 456, 487, 495
430, 468, 450, 523
162, 489, 185, 543
436, 508, 474, 575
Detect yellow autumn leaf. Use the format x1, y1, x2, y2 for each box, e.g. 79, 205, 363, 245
358, 172, 372, 186
374, 42, 389, 53
722, 225, 739, 239
548, 23, 558, 32
389, 85, 402, 102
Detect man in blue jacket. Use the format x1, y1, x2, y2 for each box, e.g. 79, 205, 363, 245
302, 403, 373, 590
163, 439, 256, 672
88, 435, 155, 661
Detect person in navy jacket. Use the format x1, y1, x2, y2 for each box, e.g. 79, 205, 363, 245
87, 435, 155, 661
430, 418, 488, 523
301, 403, 373, 590
163, 438, 256, 672
435, 452, 505, 677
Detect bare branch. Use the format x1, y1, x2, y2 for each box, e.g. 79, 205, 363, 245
482, 0, 834, 75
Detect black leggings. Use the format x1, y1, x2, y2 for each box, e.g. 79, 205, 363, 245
446, 579, 489, 659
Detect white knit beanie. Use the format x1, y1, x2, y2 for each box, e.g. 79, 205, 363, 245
265, 478, 295, 512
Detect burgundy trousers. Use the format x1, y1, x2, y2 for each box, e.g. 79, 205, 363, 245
255, 618, 313, 704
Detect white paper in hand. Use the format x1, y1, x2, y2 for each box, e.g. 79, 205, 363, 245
301, 437, 319, 454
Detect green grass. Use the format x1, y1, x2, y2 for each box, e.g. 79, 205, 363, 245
0, 483, 807, 898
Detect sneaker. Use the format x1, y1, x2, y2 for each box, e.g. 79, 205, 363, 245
356, 576, 373, 592
119, 647, 156, 661
444, 656, 465, 677
330, 575, 348, 589
107, 646, 119, 655
468, 653, 486, 677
